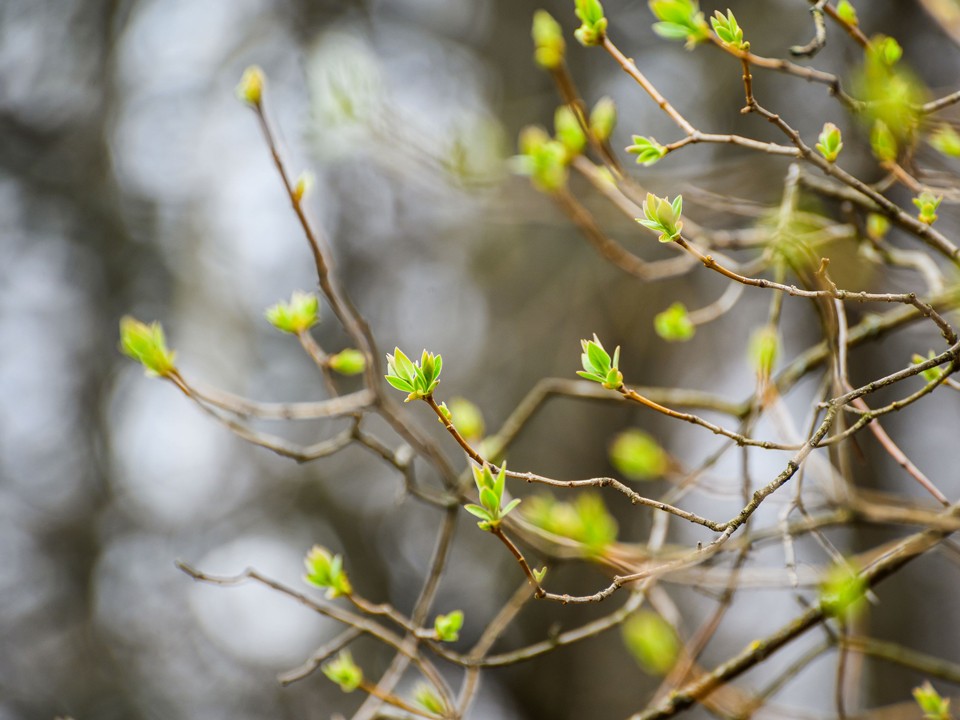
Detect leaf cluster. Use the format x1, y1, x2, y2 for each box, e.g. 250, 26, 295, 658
385, 348, 442, 401
464, 463, 521, 531
637, 192, 684, 242
119, 316, 177, 377
303, 545, 353, 599
577, 334, 623, 389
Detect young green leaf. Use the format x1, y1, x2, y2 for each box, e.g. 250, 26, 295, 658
626, 135, 666, 166
303, 545, 353, 598
819, 563, 867, 620
748, 326, 779, 381
622, 611, 680, 676
654, 301, 695, 342
119, 316, 177, 377
913, 192, 943, 225
589, 96, 617, 142
912, 351, 946, 384
913, 681, 952, 720
649, 0, 710, 48
414, 684, 448, 715
322, 650, 363, 692
384, 347, 442, 401
328, 348, 367, 376
609, 429, 669, 480
555, 105, 586, 157
466, 463, 518, 531
710, 9, 747, 50
532, 10, 566, 70
574, 0, 608, 47
815, 122, 843, 162
577, 334, 623, 389
265, 291, 320, 335
434, 610, 464, 642
236, 65, 265, 106
513, 125, 569, 192
637, 192, 684, 242
870, 120, 898, 163
929, 124, 960, 158
836, 0, 858, 26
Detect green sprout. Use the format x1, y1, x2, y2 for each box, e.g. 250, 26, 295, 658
819, 563, 867, 620
869, 34, 903, 67
710, 9, 748, 51
573, 0, 608, 47
855, 35, 926, 142
609, 429, 669, 480
622, 611, 680, 676
649, 0, 710, 48
866, 213, 890, 240
119, 316, 177, 377
637, 192, 684, 242
815, 122, 843, 162
384, 348, 442, 401
415, 684, 448, 716
554, 105, 587, 158
929, 124, 960, 158
626, 135, 667, 166
513, 125, 568, 192
434, 610, 464, 642
577, 334, 623, 389
589, 97, 617, 142
523, 493, 617, 555
532, 10, 566, 70
914, 681, 952, 720
748, 326, 779, 382
327, 348, 366, 376
445, 397, 485, 442
654, 301, 695, 342
293, 171, 314, 203
914, 192, 943, 225
870, 120, 898, 163
322, 650, 363, 692
235, 65, 265, 106
836, 0, 858, 26
464, 463, 521, 531
265, 291, 319, 335
912, 351, 946, 384
303, 545, 353, 599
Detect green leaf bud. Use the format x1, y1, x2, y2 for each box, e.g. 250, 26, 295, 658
870, 120, 898, 163
434, 610, 464, 642
836, 0, 859, 26
328, 348, 366, 376
748, 326, 779, 381
589, 96, 617, 142
119, 316, 177, 377
554, 105, 586, 157
912, 351, 946, 384
654, 301, 695, 342
322, 651, 363, 692
866, 213, 890, 240
913, 681, 951, 720
710, 9, 747, 50
637, 192, 683, 242
236, 65, 265, 106
265, 291, 320, 335
819, 563, 867, 620
913, 191, 943, 225
649, 0, 710, 48
577, 334, 623, 389
929, 124, 960, 157
415, 684, 448, 715
447, 397, 485, 441
303, 545, 353, 598
622, 611, 680, 676
573, 0, 608, 46
532, 10, 566, 70
626, 135, 667, 166
609, 429, 668, 480
815, 122, 843, 162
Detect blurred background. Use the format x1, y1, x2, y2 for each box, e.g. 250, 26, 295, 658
3, 1, 960, 718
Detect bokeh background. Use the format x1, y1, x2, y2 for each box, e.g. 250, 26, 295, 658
3, 1, 960, 718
